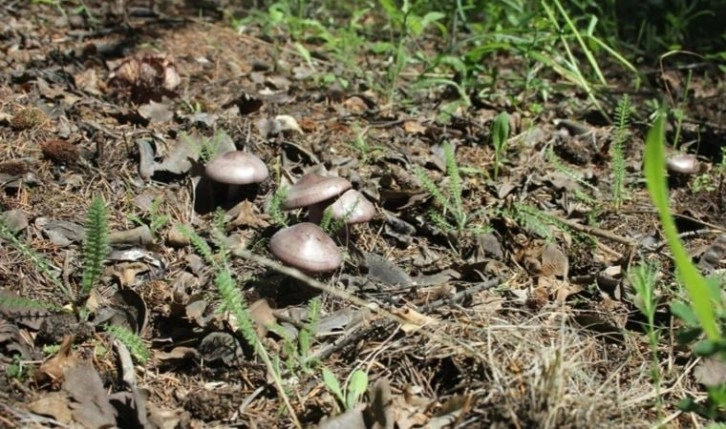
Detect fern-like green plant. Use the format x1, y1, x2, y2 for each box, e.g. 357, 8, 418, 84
269, 186, 289, 227
80, 197, 110, 297
0, 218, 71, 299
1, 197, 110, 304
415, 142, 469, 232
104, 324, 150, 364
611, 95, 632, 209
178, 223, 300, 425
268, 296, 322, 374
128, 196, 170, 237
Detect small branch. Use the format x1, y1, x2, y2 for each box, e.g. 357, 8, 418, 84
233, 249, 489, 361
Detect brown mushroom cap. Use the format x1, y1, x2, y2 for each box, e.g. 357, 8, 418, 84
205, 151, 269, 185
269, 222, 342, 272
329, 189, 376, 224
282, 173, 352, 210
666, 153, 699, 175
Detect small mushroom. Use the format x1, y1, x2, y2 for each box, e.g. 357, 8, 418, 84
205, 151, 268, 204
269, 222, 341, 273
328, 189, 376, 224
282, 172, 352, 223
666, 153, 699, 175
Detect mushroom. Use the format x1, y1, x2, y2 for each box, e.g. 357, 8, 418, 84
282, 172, 352, 223
269, 222, 342, 273
666, 153, 699, 175
328, 189, 376, 224
666, 153, 701, 188
205, 151, 268, 204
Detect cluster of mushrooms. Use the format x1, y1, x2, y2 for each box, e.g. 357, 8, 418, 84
204, 150, 376, 273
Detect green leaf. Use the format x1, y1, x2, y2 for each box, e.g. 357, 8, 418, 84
643, 111, 720, 340
346, 369, 368, 410
676, 326, 703, 344
322, 367, 345, 406
492, 112, 510, 150
670, 300, 699, 326
693, 339, 726, 357
418, 11, 446, 33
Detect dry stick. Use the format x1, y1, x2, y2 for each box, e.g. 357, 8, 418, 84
234, 249, 486, 361
420, 278, 500, 313
552, 215, 637, 247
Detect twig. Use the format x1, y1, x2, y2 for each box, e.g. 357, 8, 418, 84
420, 278, 500, 313
311, 318, 395, 361
233, 249, 486, 361
551, 215, 637, 246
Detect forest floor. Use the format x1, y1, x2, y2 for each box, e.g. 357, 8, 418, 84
0, 1, 725, 428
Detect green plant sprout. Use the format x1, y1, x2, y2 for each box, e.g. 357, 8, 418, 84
178, 223, 301, 426
322, 366, 369, 411
80, 197, 110, 298
628, 263, 663, 417
490, 112, 510, 179
268, 186, 290, 227
611, 94, 633, 209
644, 110, 719, 341
415, 142, 470, 232
345, 125, 386, 165
128, 196, 170, 238
268, 297, 322, 375
182, 130, 227, 164
104, 324, 150, 364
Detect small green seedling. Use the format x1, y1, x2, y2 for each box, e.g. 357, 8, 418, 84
490, 112, 510, 179
322, 367, 369, 411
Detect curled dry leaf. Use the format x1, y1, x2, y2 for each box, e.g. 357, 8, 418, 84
391, 307, 439, 334
248, 298, 277, 337
36, 335, 77, 385
540, 243, 569, 279
109, 54, 180, 102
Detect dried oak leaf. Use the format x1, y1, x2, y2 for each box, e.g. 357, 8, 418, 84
36, 335, 77, 385
109, 54, 180, 103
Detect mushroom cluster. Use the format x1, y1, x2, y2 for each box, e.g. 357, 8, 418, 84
281, 172, 375, 225
268, 172, 377, 273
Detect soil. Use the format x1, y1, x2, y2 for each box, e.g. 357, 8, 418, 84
0, 1, 725, 428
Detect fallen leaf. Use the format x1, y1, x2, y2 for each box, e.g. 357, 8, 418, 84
63, 361, 117, 428
138, 99, 174, 123
27, 392, 73, 424
391, 307, 439, 333
248, 298, 276, 337
540, 243, 569, 279
226, 200, 269, 229
36, 335, 77, 385
403, 120, 426, 135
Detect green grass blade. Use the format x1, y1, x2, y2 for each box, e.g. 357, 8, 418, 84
644, 112, 720, 340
